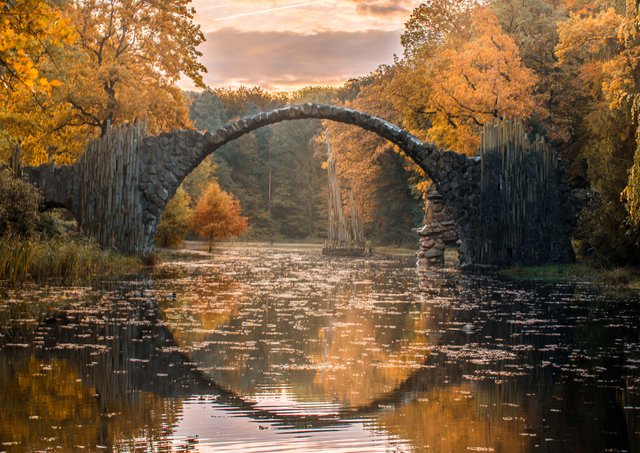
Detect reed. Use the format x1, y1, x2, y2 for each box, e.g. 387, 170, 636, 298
0, 238, 141, 286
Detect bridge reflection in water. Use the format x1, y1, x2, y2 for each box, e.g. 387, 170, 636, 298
0, 244, 639, 452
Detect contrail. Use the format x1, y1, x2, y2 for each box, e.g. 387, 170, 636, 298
212, 0, 330, 21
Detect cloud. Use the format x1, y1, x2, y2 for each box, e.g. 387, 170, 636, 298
209, 1, 331, 22
350, 0, 414, 18
198, 27, 402, 90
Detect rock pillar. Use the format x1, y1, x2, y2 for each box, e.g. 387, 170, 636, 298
416, 186, 459, 267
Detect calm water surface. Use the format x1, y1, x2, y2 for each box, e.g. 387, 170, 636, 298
1, 243, 640, 452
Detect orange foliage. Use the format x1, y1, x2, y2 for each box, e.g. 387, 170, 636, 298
427, 8, 543, 154
384, 6, 544, 155
605, 1, 640, 225
377, 383, 530, 452
191, 181, 248, 245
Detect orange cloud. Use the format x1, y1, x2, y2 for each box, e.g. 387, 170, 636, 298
197, 27, 403, 91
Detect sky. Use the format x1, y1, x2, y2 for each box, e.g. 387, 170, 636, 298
185, 0, 422, 92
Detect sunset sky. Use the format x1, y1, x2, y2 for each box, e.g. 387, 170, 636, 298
188, 0, 421, 91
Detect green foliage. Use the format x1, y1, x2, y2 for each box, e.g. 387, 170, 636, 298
186, 87, 423, 245
181, 158, 217, 207
187, 91, 228, 132
155, 187, 192, 248
0, 171, 42, 239
188, 89, 334, 241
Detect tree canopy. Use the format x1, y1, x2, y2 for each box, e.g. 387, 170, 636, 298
1, 0, 206, 164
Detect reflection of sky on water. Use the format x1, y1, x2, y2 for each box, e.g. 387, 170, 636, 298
158, 243, 427, 408
172, 395, 409, 452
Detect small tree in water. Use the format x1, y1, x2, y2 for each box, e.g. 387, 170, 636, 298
192, 181, 248, 251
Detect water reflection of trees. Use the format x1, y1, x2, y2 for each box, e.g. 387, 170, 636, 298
1, 256, 640, 451
0, 354, 184, 452
0, 286, 193, 452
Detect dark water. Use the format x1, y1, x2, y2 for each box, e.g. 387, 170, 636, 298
1, 244, 640, 452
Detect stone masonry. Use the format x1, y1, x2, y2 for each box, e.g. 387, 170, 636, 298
416, 186, 459, 267
20, 104, 576, 268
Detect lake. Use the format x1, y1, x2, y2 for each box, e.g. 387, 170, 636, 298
1, 243, 639, 452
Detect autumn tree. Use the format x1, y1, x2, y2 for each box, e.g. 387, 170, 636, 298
401, 0, 477, 58
553, 1, 640, 263
324, 67, 424, 244
0, 0, 76, 164
389, 5, 543, 154
192, 181, 248, 251
1, 0, 207, 165
155, 187, 191, 248
58, 0, 207, 137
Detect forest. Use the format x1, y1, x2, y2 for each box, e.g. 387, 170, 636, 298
1, 0, 640, 264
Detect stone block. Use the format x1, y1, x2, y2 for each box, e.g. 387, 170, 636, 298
425, 248, 444, 258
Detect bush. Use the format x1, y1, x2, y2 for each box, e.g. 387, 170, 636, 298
575, 197, 640, 265
155, 187, 192, 248
0, 170, 42, 239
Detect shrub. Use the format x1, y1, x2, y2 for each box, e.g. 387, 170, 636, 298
0, 170, 41, 239
155, 187, 192, 248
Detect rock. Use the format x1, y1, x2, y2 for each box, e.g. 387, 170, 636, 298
425, 248, 444, 258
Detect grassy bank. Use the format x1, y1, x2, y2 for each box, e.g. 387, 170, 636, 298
0, 238, 141, 286
499, 262, 640, 289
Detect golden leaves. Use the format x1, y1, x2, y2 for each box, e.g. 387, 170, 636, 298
399, 7, 543, 155
192, 181, 248, 242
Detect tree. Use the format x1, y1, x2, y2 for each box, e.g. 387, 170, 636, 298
1, 0, 207, 165
393, 7, 543, 155
181, 157, 217, 207
552, 1, 640, 263
154, 187, 191, 248
60, 0, 206, 136
0, 0, 74, 93
0, 0, 76, 164
401, 0, 477, 58
607, 0, 640, 226
192, 181, 248, 251
324, 68, 424, 245
5, 0, 207, 165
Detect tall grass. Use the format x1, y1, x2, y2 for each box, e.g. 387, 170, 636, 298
0, 237, 141, 285
0, 240, 34, 285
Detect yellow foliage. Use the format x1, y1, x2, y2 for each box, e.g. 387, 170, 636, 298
609, 0, 640, 226
377, 383, 531, 452
426, 8, 543, 154
0, 0, 206, 166
0, 0, 78, 164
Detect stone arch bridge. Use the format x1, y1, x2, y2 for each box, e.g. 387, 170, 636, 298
21, 103, 576, 267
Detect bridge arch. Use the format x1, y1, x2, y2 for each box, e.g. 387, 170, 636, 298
22, 104, 482, 265
137, 104, 480, 263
